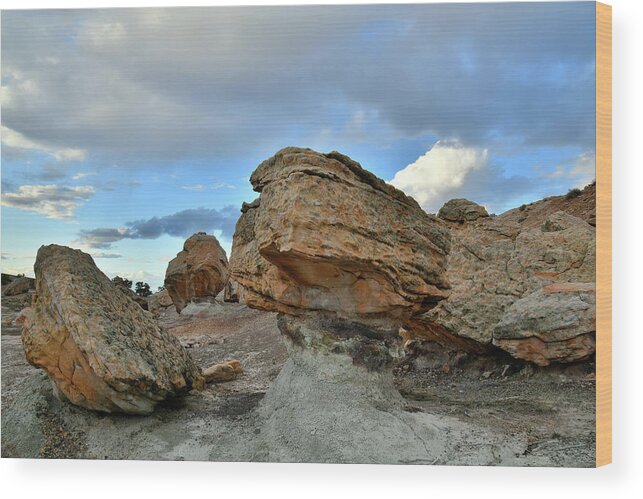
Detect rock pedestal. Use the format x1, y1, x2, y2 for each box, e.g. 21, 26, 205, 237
165, 232, 230, 313
230, 148, 453, 462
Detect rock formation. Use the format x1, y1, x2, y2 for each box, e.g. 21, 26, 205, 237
438, 198, 489, 222
22, 245, 203, 415
406, 184, 596, 365
230, 147, 454, 463
223, 280, 240, 303
203, 359, 244, 383
147, 289, 173, 314
230, 147, 451, 329
165, 232, 230, 313
2, 276, 35, 296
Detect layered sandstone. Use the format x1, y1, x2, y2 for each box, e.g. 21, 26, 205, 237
165, 232, 230, 313
22, 245, 202, 414
230, 147, 451, 330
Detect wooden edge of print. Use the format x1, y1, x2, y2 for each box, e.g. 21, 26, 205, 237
595, 1, 612, 468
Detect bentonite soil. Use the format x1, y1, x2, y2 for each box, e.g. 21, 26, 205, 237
1, 296, 595, 466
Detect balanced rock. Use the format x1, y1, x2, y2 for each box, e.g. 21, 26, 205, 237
165, 232, 230, 313
438, 198, 489, 222
230, 148, 455, 463
230, 147, 451, 329
2, 276, 35, 296
22, 245, 202, 414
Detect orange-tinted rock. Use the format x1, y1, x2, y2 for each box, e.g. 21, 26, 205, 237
165, 232, 230, 313
22, 245, 202, 414
230, 147, 451, 330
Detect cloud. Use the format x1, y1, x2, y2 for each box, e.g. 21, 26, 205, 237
1, 3, 596, 166
1, 125, 86, 162
72, 172, 97, 180
90, 252, 123, 259
390, 141, 488, 209
78, 206, 239, 249
534, 151, 596, 188
181, 184, 205, 192
1, 184, 95, 219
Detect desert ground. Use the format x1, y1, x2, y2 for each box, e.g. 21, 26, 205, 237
2, 293, 595, 466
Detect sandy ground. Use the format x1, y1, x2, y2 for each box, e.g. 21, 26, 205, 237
1, 297, 595, 466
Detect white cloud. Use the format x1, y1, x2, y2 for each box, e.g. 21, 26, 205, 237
181, 184, 205, 192
72, 172, 97, 180
1, 184, 95, 219
389, 141, 488, 210
1, 125, 87, 162
534, 151, 596, 188
212, 182, 236, 190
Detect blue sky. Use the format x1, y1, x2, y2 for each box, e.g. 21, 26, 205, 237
1, 3, 596, 288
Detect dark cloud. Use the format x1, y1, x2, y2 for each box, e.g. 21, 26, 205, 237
78, 206, 239, 249
1, 3, 596, 166
90, 252, 123, 259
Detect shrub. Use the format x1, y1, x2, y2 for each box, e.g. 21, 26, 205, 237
135, 281, 152, 297
565, 188, 582, 199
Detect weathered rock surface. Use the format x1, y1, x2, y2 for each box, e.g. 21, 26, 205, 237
147, 289, 173, 314
203, 359, 243, 383
2, 276, 35, 296
493, 284, 596, 366
165, 232, 230, 313
223, 280, 240, 303
230, 147, 451, 330
407, 183, 596, 365
22, 245, 202, 414
438, 198, 489, 222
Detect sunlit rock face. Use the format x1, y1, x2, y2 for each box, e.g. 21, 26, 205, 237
230, 147, 451, 331
22, 245, 202, 415
165, 232, 230, 313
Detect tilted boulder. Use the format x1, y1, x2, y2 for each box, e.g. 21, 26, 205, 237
230, 147, 451, 330
112, 275, 148, 310
22, 245, 202, 415
407, 191, 596, 364
230, 147, 457, 463
165, 232, 230, 313
146, 289, 173, 314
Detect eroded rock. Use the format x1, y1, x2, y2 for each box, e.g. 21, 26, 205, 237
165, 232, 230, 313
2, 276, 35, 296
22, 245, 202, 415
230, 147, 451, 330
223, 280, 240, 303
438, 198, 489, 222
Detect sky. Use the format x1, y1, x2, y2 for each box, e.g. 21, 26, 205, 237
1, 3, 597, 289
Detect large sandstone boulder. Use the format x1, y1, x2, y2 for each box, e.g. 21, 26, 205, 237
407, 189, 596, 365
230, 147, 457, 463
165, 232, 230, 313
22, 245, 202, 414
146, 289, 173, 314
2, 276, 35, 296
112, 275, 148, 310
230, 147, 451, 330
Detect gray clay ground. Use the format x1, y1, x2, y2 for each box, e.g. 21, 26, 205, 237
1, 299, 595, 466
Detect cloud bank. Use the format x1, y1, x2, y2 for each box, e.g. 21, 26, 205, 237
78, 206, 239, 249
1, 184, 95, 219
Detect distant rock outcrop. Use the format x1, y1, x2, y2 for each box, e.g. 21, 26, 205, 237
22, 245, 203, 414
147, 289, 173, 314
165, 232, 230, 313
230, 146, 451, 329
223, 280, 240, 303
406, 183, 596, 365
2, 276, 35, 296
438, 198, 489, 222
